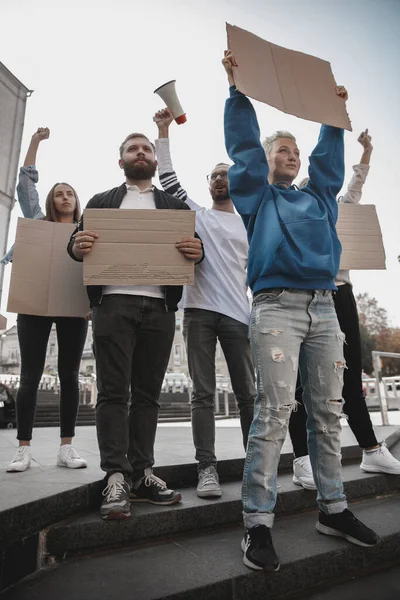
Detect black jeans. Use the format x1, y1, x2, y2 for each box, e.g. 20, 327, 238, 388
16, 314, 88, 441
289, 283, 378, 457
183, 309, 256, 469
92, 295, 175, 479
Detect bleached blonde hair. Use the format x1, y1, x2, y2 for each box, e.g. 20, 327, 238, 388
262, 131, 296, 157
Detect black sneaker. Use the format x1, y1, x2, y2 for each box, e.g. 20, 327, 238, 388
130, 468, 182, 505
241, 525, 280, 572
101, 473, 131, 520
316, 509, 380, 547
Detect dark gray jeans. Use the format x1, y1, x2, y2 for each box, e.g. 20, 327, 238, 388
92, 295, 175, 479
183, 308, 256, 469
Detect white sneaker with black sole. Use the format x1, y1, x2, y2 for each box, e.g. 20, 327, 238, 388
241, 524, 280, 572
316, 509, 380, 547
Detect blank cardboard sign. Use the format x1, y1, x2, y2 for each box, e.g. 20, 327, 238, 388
227, 23, 352, 131
7, 219, 89, 317
337, 204, 385, 270
83, 209, 196, 286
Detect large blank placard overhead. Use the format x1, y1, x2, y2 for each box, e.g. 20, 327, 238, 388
337, 204, 385, 270
7, 219, 89, 317
83, 209, 196, 286
226, 23, 352, 131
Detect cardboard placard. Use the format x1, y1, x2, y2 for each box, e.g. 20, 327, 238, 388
227, 23, 352, 131
7, 219, 89, 317
338, 204, 385, 270
83, 209, 196, 286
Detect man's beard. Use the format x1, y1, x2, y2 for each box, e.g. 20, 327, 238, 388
211, 187, 230, 202
122, 159, 157, 180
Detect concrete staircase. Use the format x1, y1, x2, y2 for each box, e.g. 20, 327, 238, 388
1, 439, 399, 599
27, 391, 240, 428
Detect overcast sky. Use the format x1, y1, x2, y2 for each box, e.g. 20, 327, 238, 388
1, 0, 399, 327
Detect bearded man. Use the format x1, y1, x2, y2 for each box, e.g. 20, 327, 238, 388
68, 133, 203, 520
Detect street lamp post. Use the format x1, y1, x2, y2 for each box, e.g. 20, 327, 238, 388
0, 334, 6, 372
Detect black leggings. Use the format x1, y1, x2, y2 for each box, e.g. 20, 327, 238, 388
16, 314, 88, 441
289, 283, 378, 456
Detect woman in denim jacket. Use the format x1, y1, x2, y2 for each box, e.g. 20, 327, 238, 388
3, 128, 88, 472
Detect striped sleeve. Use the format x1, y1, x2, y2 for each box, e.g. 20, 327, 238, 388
158, 171, 188, 202
155, 138, 201, 210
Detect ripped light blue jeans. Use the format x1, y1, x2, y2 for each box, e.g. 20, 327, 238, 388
243, 289, 347, 529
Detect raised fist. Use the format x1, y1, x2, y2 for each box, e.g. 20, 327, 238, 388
358, 129, 373, 151
32, 127, 50, 143
153, 108, 174, 130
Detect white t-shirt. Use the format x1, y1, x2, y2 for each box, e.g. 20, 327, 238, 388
156, 138, 250, 325
103, 185, 164, 299
183, 203, 250, 325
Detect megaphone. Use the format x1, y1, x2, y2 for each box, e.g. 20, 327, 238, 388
154, 80, 187, 124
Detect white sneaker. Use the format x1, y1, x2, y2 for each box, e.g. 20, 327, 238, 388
293, 455, 317, 490
197, 465, 222, 498
360, 442, 400, 475
7, 446, 32, 472
57, 444, 87, 469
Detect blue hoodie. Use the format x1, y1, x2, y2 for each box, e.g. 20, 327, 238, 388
224, 87, 343, 294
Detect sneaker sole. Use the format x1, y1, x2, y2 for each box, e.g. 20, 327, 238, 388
130, 492, 182, 506
57, 461, 88, 469
241, 539, 280, 572
293, 476, 317, 491
316, 522, 379, 547
101, 509, 131, 520
360, 464, 400, 475
6, 466, 30, 472
197, 489, 222, 498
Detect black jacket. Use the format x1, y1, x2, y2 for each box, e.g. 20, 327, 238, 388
67, 183, 204, 311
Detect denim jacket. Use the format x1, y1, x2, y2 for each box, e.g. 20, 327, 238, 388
0, 166, 45, 265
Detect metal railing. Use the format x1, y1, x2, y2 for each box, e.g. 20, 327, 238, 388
371, 351, 400, 425
0, 373, 98, 404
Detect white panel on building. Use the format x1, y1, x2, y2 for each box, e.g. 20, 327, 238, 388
0, 62, 30, 302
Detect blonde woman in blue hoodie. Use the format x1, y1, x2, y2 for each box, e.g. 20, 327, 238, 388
222, 50, 379, 572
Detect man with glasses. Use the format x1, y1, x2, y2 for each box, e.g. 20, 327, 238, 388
154, 108, 256, 498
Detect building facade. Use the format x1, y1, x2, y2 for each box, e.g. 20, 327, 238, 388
0, 310, 231, 378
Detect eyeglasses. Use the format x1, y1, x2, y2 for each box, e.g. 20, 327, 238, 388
206, 172, 228, 182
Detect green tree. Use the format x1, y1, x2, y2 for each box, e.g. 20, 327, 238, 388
375, 327, 400, 376
356, 292, 388, 336
359, 323, 375, 375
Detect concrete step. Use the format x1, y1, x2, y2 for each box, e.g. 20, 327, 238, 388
1, 441, 399, 595
33, 405, 96, 428
2, 437, 398, 555
34, 411, 95, 418
34, 405, 95, 412
42, 460, 400, 560
302, 563, 400, 600
33, 421, 96, 428
3, 494, 400, 600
